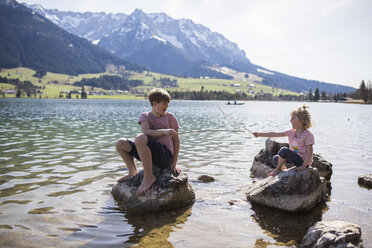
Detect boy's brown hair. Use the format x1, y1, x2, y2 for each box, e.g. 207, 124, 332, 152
148, 88, 171, 106
291, 105, 314, 129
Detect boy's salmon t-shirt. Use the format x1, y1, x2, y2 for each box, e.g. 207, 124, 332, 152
285, 129, 315, 163
138, 112, 179, 154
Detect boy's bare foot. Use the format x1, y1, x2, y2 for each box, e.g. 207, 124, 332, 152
268, 169, 281, 177
136, 176, 156, 196
117, 172, 137, 182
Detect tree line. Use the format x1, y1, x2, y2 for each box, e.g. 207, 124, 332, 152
351, 80, 372, 103
308, 80, 372, 103
0, 76, 39, 97
73, 75, 143, 90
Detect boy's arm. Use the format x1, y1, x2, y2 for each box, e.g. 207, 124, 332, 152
253, 132, 286, 138
141, 121, 177, 137
171, 133, 180, 172
297, 144, 313, 171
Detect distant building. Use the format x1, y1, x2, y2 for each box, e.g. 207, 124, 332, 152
4, 90, 16, 94
337, 97, 352, 103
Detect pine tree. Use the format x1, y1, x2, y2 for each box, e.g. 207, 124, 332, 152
314, 88, 320, 101
321, 91, 327, 101
358, 80, 368, 103
308, 89, 313, 101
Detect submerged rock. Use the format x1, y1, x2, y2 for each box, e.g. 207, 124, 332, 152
246, 167, 327, 212
358, 174, 372, 189
251, 138, 333, 180
302, 221, 363, 248
197, 175, 215, 183
112, 167, 195, 213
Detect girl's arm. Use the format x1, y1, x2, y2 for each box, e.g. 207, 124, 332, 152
141, 121, 177, 137
297, 144, 313, 170
253, 132, 286, 138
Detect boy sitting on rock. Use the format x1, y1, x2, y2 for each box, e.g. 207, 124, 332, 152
115, 88, 180, 196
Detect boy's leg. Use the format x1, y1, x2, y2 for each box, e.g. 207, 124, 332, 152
116, 138, 138, 182
134, 134, 156, 196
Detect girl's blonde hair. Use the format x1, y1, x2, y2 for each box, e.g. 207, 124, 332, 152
291, 104, 314, 129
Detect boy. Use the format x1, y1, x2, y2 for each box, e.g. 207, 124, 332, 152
115, 88, 180, 196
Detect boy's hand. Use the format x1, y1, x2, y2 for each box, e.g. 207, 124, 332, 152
253, 132, 259, 137
167, 129, 178, 136
171, 162, 181, 174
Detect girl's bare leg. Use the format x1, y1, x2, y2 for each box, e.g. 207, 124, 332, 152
269, 156, 286, 176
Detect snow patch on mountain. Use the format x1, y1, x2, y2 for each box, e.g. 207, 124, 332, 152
257, 68, 274, 75
152, 35, 167, 44
157, 31, 183, 49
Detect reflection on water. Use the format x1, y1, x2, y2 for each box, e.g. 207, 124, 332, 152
124, 206, 191, 247
0, 98, 371, 247
250, 199, 327, 245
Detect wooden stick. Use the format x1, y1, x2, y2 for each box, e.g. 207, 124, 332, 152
218, 106, 253, 134
178, 129, 244, 134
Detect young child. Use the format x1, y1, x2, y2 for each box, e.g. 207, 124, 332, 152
253, 105, 314, 176
115, 88, 180, 196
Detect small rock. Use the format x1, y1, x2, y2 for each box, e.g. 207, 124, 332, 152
302, 220, 363, 248
358, 174, 372, 189
197, 175, 215, 183
228, 199, 247, 205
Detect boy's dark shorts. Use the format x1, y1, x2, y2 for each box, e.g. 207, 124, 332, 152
272, 147, 304, 167
127, 135, 173, 169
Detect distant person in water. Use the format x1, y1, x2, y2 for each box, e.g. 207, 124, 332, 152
253, 105, 314, 176
115, 88, 180, 196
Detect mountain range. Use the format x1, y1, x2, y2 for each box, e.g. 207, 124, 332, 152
2, 1, 355, 93
0, 0, 143, 75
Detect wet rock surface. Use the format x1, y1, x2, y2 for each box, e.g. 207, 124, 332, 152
246, 167, 327, 212
112, 167, 195, 213
302, 220, 363, 248
197, 175, 215, 183
358, 174, 372, 189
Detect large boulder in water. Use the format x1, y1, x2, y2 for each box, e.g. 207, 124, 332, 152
112, 167, 195, 213
246, 167, 327, 212
302, 221, 363, 248
250, 138, 333, 180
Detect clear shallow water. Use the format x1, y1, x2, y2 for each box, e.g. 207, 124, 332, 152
0, 98, 371, 247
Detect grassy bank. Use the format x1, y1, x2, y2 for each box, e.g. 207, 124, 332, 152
0, 67, 298, 99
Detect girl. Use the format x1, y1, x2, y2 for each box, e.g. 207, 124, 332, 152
253, 105, 314, 176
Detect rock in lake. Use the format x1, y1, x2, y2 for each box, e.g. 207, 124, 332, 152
302, 221, 363, 248
358, 174, 372, 189
197, 175, 215, 183
251, 138, 333, 180
246, 167, 327, 212
112, 167, 195, 213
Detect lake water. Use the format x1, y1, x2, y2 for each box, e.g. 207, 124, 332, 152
0, 98, 371, 247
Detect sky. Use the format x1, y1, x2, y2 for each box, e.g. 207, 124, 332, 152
20, 0, 372, 88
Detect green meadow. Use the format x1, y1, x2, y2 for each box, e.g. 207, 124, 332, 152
0, 67, 298, 99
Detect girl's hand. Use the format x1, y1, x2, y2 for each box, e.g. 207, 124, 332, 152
253, 132, 259, 137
